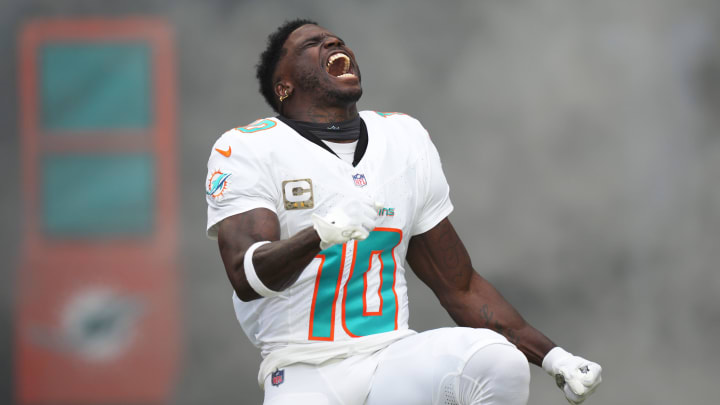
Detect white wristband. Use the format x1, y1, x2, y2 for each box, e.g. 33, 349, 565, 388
243, 241, 281, 298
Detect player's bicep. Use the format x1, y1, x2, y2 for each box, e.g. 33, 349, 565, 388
407, 218, 474, 300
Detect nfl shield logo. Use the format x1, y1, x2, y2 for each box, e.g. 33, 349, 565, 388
271, 369, 284, 386
352, 173, 367, 187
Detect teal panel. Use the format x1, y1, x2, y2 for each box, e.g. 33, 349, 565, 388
40, 43, 152, 131
42, 154, 154, 237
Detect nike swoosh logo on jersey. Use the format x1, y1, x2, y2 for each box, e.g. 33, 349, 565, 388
215, 146, 232, 157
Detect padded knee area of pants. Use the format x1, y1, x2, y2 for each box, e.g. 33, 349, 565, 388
458, 343, 530, 405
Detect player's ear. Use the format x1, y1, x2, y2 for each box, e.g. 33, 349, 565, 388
275, 82, 293, 103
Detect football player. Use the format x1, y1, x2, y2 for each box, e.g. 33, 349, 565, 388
206, 19, 602, 405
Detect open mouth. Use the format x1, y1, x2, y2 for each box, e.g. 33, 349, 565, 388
326, 53, 355, 79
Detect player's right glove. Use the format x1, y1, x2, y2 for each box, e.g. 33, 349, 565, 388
542, 347, 602, 404
311, 198, 378, 250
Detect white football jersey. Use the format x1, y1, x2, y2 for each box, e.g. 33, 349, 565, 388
205, 111, 453, 383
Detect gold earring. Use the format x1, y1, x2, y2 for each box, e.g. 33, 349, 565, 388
279, 90, 290, 102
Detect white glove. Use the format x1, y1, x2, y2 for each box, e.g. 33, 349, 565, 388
311, 198, 378, 250
542, 347, 602, 404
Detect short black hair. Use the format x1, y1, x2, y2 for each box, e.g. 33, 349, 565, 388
256, 18, 318, 113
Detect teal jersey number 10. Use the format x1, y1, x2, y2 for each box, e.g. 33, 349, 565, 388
308, 228, 402, 341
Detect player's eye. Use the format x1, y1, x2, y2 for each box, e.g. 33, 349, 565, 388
302, 37, 322, 48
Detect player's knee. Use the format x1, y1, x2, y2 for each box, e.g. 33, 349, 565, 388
489, 344, 530, 387
460, 343, 530, 404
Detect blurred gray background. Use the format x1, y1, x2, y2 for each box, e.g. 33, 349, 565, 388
1, 0, 719, 404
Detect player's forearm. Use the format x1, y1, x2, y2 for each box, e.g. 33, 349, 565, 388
454, 276, 604, 403
248, 227, 322, 292
217, 209, 323, 301
223, 226, 321, 301
441, 273, 556, 366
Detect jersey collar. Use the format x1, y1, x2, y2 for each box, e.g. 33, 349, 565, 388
277, 115, 369, 167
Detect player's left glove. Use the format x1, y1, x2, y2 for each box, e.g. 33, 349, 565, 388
542, 347, 602, 404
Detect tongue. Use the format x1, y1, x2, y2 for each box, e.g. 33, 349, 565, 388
328, 58, 347, 77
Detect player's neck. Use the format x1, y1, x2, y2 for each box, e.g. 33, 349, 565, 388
282, 100, 359, 124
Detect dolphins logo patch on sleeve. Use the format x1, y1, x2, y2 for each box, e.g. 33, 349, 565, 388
207, 170, 232, 200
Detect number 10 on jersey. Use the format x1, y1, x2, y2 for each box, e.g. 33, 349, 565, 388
309, 228, 402, 340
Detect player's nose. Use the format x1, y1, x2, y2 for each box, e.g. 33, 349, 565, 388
323, 37, 342, 49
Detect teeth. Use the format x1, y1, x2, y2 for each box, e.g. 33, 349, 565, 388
327, 53, 349, 66
327, 53, 351, 74
337, 73, 356, 79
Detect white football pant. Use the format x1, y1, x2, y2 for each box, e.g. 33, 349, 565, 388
263, 327, 530, 405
